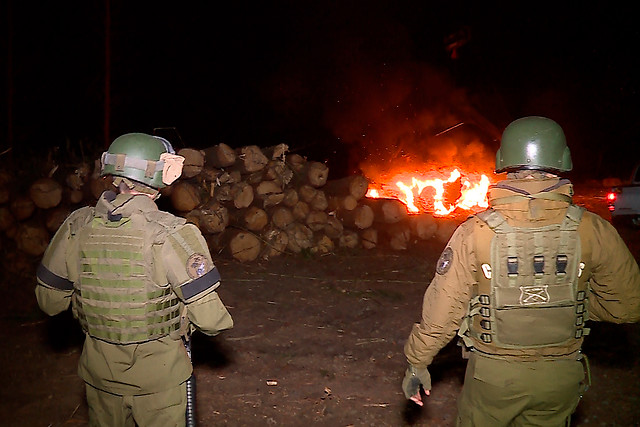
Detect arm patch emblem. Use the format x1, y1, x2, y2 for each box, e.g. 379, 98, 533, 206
436, 247, 453, 275
186, 253, 210, 279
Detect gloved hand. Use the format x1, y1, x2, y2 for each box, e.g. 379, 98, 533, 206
402, 365, 431, 400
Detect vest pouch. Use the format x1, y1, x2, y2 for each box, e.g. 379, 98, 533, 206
495, 305, 576, 347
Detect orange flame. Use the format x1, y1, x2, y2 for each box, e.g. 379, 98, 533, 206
366, 169, 491, 216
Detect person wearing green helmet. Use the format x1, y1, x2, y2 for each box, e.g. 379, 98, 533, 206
402, 116, 640, 426
35, 133, 234, 426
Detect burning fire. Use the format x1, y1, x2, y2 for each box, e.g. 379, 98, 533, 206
366, 169, 491, 216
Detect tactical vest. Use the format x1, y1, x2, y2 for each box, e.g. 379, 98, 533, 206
458, 204, 590, 359
70, 211, 181, 344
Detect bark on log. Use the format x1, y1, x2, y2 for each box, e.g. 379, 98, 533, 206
298, 185, 328, 211
178, 148, 205, 179
323, 216, 344, 239
30, 177, 63, 209
322, 174, 370, 200
285, 222, 313, 253
282, 188, 299, 207
262, 143, 289, 160
338, 229, 359, 249
337, 204, 374, 230
203, 143, 236, 168
198, 202, 229, 234
254, 180, 285, 208
311, 233, 334, 255
260, 226, 289, 260
236, 145, 268, 173
296, 161, 329, 188
263, 159, 293, 187
361, 197, 408, 224
291, 200, 310, 221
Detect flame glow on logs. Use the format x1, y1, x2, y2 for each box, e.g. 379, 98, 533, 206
366, 169, 491, 216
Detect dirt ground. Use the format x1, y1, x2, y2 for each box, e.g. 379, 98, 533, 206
1, 184, 639, 427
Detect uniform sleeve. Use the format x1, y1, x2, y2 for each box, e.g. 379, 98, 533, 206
35, 211, 79, 316
585, 213, 640, 323
404, 220, 476, 368
162, 223, 233, 335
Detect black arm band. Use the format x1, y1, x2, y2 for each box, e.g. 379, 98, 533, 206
180, 267, 221, 301
37, 263, 74, 291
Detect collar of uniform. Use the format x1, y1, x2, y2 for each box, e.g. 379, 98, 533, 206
487, 177, 573, 225
95, 191, 159, 220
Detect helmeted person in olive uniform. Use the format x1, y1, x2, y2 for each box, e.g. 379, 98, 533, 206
36, 133, 233, 427
402, 116, 640, 426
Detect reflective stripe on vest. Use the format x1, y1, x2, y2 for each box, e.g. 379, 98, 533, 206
73, 216, 181, 344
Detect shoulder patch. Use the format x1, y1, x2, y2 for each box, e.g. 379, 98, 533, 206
436, 247, 454, 275
186, 253, 211, 279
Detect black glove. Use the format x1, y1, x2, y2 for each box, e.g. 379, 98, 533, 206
402, 365, 431, 399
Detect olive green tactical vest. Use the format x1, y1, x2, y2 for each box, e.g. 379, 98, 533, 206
70, 213, 181, 344
459, 205, 589, 358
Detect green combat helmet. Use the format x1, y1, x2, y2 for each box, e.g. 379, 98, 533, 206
495, 116, 572, 173
100, 133, 185, 189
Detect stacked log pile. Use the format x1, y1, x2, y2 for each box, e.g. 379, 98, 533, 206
0, 144, 461, 262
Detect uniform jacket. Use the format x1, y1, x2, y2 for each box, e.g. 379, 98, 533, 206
35, 191, 233, 395
404, 175, 640, 368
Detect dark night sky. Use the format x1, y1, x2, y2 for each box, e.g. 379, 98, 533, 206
3, 2, 640, 179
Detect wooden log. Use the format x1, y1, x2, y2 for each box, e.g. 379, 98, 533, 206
282, 188, 299, 207
305, 210, 328, 232
361, 197, 408, 224
213, 183, 232, 203
231, 206, 268, 232
297, 161, 329, 188
337, 204, 374, 230
178, 148, 205, 179
65, 188, 85, 205
338, 229, 359, 249
29, 177, 63, 209
254, 180, 285, 208
268, 206, 295, 230
298, 185, 328, 211
262, 143, 289, 160
198, 202, 229, 234
360, 228, 378, 249
385, 222, 412, 251
311, 233, 334, 255
15, 222, 50, 256
263, 159, 293, 187
327, 194, 357, 212
408, 213, 438, 240
203, 143, 236, 168
236, 145, 268, 173
285, 222, 313, 253
323, 216, 344, 239
286, 153, 306, 173
227, 229, 262, 262
291, 200, 310, 221
229, 181, 254, 209
200, 167, 221, 183
322, 174, 370, 200
170, 181, 201, 212
260, 226, 289, 260
10, 195, 36, 221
